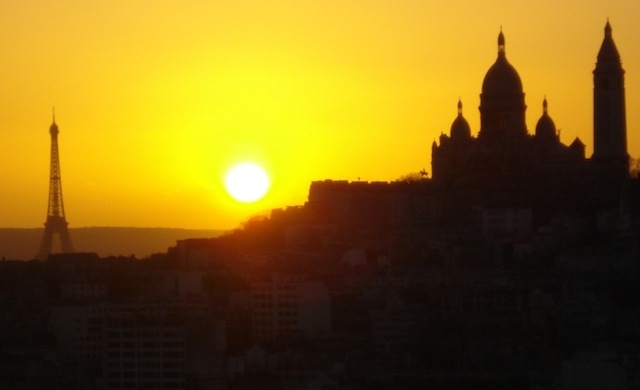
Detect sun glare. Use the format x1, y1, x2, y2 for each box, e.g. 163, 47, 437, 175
224, 163, 270, 203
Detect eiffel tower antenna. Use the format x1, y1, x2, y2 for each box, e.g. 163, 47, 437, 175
36, 109, 74, 260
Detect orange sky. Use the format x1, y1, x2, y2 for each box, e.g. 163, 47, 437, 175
0, 0, 638, 229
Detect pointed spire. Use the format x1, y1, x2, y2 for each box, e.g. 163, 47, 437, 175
498, 27, 505, 56
457, 98, 463, 115
542, 96, 548, 115
597, 19, 621, 64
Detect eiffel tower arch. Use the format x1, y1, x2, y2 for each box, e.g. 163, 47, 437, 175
36, 112, 74, 260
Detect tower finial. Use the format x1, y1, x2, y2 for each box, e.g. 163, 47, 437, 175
498, 27, 505, 55
457, 98, 463, 115
543, 96, 548, 114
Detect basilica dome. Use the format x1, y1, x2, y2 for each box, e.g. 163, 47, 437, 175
481, 30, 523, 98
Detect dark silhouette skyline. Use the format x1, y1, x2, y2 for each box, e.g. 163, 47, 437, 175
1, 21, 639, 390
2, 3, 639, 231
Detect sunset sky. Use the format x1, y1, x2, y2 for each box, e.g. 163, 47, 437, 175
0, 0, 638, 229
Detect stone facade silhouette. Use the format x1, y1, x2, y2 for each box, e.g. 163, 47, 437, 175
308, 22, 633, 234
432, 23, 627, 184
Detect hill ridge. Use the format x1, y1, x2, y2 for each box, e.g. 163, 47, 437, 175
0, 227, 224, 261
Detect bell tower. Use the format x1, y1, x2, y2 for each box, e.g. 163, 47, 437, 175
592, 21, 629, 177
36, 111, 74, 260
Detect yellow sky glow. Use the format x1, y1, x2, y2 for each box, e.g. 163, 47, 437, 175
0, 0, 638, 229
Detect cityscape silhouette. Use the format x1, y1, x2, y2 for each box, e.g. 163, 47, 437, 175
1, 19, 639, 390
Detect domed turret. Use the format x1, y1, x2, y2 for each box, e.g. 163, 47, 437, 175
450, 99, 471, 141
535, 98, 557, 142
479, 29, 528, 141
481, 30, 524, 98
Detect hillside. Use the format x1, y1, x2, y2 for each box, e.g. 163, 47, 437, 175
0, 227, 224, 261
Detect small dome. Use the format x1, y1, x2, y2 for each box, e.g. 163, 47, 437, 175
450, 100, 471, 141
535, 98, 557, 140
481, 30, 524, 98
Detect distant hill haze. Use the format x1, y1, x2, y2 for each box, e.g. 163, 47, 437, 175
0, 227, 224, 261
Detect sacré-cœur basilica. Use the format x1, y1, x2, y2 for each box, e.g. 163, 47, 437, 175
305, 22, 638, 243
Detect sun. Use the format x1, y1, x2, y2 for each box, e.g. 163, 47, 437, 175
224, 162, 270, 203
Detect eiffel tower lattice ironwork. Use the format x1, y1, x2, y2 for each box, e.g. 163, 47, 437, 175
36, 112, 74, 260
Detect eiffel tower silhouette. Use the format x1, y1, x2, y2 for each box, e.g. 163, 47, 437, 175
36, 111, 74, 260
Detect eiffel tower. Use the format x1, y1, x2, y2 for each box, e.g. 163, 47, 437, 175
36, 112, 74, 260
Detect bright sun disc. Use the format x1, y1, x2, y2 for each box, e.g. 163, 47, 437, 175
225, 163, 270, 203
